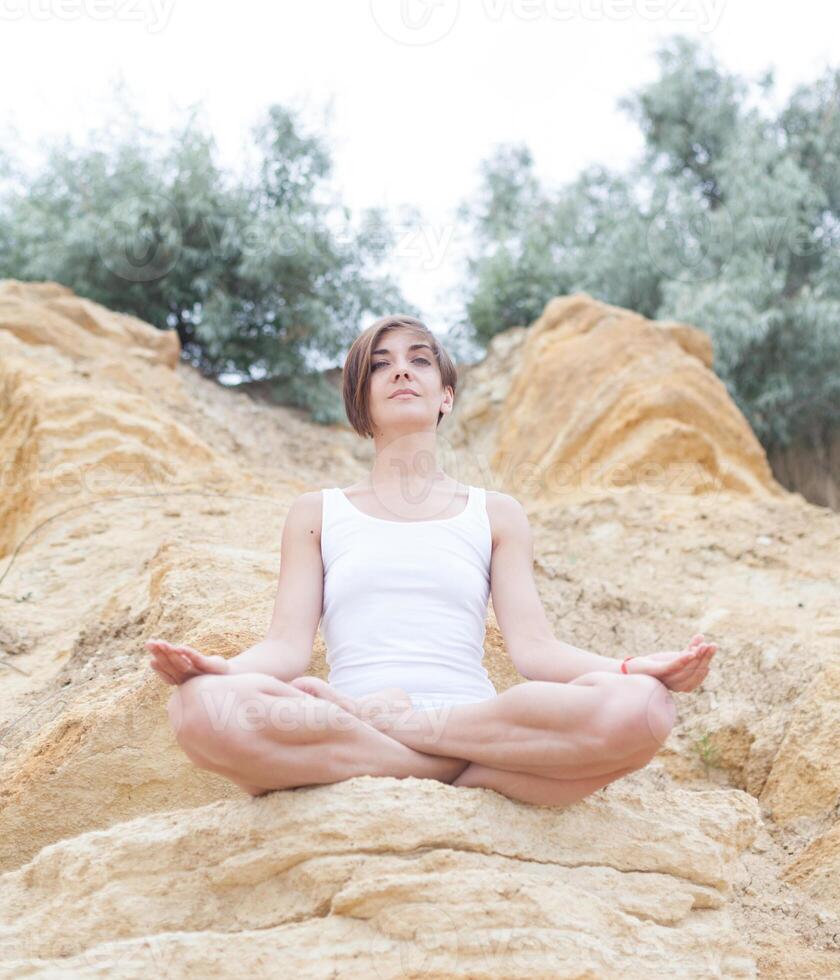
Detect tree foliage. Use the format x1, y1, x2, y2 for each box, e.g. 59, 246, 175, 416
0, 97, 411, 422
457, 36, 840, 451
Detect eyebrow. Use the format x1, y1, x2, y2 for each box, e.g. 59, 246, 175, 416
371, 343, 433, 356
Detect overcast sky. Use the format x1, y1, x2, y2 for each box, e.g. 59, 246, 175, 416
1, 0, 836, 352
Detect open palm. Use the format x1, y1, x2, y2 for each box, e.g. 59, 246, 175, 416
625, 633, 717, 693
145, 638, 230, 686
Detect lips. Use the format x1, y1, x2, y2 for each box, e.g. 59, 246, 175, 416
390, 389, 418, 397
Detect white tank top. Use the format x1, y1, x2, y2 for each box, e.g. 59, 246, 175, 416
319, 485, 498, 706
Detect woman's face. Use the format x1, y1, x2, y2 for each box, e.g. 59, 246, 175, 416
368, 330, 447, 431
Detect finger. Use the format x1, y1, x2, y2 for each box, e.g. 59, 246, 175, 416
149, 639, 184, 656
160, 648, 193, 673
689, 643, 715, 664
665, 656, 704, 685
149, 660, 177, 684
170, 644, 208, 670
149, 649, 179, 674
164, 645, 194, 668
147, 640, 184, 663
179, 653, 212, 675
670, 662, 706, 690
173, 643, 204, 658
177, 647, 229, 674
176, 646, 205, 664
146, 639, 172, 650
640, 652, 692, 676
670, 651, 699, 672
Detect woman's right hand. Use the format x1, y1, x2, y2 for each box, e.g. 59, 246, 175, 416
145, 638, 231, 685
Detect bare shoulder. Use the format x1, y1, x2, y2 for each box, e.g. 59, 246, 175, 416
485, 490, 530, 553
285, 490, 324, 545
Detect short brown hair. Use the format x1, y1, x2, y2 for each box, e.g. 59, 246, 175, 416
342, 315, 458, 439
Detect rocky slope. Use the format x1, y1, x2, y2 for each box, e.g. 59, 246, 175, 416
1, 280, 838, 977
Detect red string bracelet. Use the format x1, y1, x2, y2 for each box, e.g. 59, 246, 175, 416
620, 656, 635, 674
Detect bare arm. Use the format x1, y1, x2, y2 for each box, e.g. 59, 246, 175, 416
489, 493, 622, 683
226, 637, 313, 680
244, 491, 324, 681
228, 491, 325, 681
487, 494, 719, 689
521, 638, 623, 682
146, 493, 324, 686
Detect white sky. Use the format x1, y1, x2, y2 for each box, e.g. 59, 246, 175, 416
1, 0, 836, 357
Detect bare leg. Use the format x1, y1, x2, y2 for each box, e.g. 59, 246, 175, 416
167, 672, 470, 796
451, 761, 641, 806
287, 677, 665, 806
341, 671, 677, 780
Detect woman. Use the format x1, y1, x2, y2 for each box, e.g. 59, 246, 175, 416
147, 314, 716, 805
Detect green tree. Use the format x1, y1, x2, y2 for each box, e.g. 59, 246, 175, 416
457, 37, 840, 452
0, 97, 411, 423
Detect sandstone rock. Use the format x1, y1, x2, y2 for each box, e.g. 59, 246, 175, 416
0, 774, 759, 978
760, 660, 840, 828
783, 817, 840, 924
2, 281, 838, 974
446, 293, 783, 502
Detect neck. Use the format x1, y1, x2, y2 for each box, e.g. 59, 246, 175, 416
367, 430, 448, 495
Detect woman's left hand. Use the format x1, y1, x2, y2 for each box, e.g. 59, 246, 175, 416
623, 633, 717, 693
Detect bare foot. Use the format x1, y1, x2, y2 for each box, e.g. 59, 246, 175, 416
288, 677, 414, 725
288, 676, 360, 713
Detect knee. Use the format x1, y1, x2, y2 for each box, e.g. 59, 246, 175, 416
599, 674, 677, 754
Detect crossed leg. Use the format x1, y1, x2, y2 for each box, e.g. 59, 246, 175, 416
167, 673, 471, 797
291, 671, 677, 805
167, 669, 676, 806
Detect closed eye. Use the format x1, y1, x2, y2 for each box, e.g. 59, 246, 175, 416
372, 358, 430, 369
